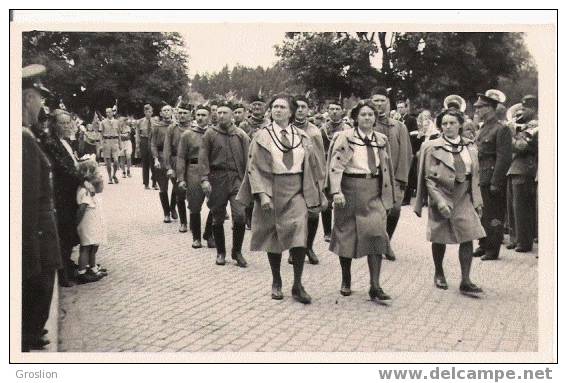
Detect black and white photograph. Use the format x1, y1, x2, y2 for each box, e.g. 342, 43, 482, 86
10, 10, 557, 365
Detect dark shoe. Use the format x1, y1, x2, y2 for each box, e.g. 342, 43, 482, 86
127, 171, 132, 178
340, 284, 352, 296
152, 184, 159, 190
271, 286, 283, 300
369, 287, 391, 301
207, 238, 216, 248
434, 275, 448, 290
216, 253, 226, 266
292, 285, 312, 304
459, 282, 483, 296
96, 264, 107, 273
506, 242, 517, 250
481, 254, 499, 261
77, 269, 102, 284
515, 246, 532, 253
122, 172, 127, 178
287, 254, 294, 265
192, 239, 202, 249
171, 209, 178, 220
306, 249, 319, 265
384, 250, 396, 261
108, 179, 113, 184
59, 279, 75, 288
163, 215, 171, 223
113, 175, 119, 184
179, 224, 188, 233
41, 329, 48, 336
144, 185, 150, 190
27, 336, 50, 350
472, 247, 485, 257
233, 252, 248, 268
324, 234, 331, 243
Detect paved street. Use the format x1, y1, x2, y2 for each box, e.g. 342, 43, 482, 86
59, 166, 538, 353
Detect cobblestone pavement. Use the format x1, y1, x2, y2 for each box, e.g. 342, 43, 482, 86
59, 166, 538, 353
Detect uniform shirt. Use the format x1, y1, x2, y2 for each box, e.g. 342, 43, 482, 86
100, 118, 121, 137
199, 124, 250, 181
344, 129, 381, 174
150, 119, 170, 160
270, 122, 305, 174
444, 136, 472, 175
136, 117, 154, 139
374, 116, 412, 184
164, 123, 190, 170
176, 125, 207, 183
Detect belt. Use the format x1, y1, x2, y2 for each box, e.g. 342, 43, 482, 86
188, 158, 199, 165
344, 173, 379, 179
211, 166, 238, 172
273, 172, 302, 176
103, 136, 119, 139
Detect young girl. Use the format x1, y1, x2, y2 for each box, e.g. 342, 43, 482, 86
76, 157, 108, 284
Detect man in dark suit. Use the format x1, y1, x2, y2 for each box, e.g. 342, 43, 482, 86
473, 92, 513, 260
21, 64, 62, 351
396, 100, 419, 205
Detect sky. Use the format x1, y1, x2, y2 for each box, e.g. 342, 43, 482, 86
182, 29, 543, 76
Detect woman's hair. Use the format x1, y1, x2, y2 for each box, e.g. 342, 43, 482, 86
267, 93, 297, 123
350, 100, 379, 127
416, 110, 432, 128
77, 157, 99, 182
435, 109, 465, 130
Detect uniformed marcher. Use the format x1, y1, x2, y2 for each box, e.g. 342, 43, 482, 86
118, 116, 133, 178
326, 100, 395, 302
135, 104, 158, 190
99, 107, 122, 184
414, 109, 485, 295
286, 94, 327, 265
472, 90, 513, 260
237, 93, 327, 303
396, 99, 419, 206
233, 102, 246, 128
370, 87, 413, 261
200, 101, 250, 267
320, 100, 350, 242
164, 101, 193, 232
506, 95, 538, 253
21, 64, 62, 351
177, 105, 215, 248
151, 104, 178, 223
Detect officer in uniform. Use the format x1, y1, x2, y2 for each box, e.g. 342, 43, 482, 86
99, 107, 122, 184
506, 95, 538, 253
320, 100, 351, 242
370, 87, 413, 261
21, 64, 62, 351
239, 95, 269, 139
164, 101, 193, 233
177, 104, 215, 248
473, 90, 513, 260
199, 101, 250, 267
135, 104, 158, 189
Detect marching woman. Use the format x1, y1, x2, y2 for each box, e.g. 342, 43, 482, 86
414, 109, 485, 295
327, 100, 395, 302
237, 93, 326, 304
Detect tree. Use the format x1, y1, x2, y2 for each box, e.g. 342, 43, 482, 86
22, 32, 190, 118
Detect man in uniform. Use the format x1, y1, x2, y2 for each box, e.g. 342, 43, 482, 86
397, 100, 419, 205
135, 104, 158, 189
473, 91, 513, 260
164, 101, 193, 233
370, 87, 413, 261
99, 107, 122, 184
199, 101, 250, 267
288, 94, 326, 265
320, 100, 350, 242
21, 64, 62, 351
239, 95, 269, 139
177, 104, 215, 248
233, 102, 247, 128
506, 95, 538, 253
151, 104, 178, 223
209, 100, 219, 126
118, 116, 133, 178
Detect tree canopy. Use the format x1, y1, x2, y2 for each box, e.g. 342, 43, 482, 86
22, 31, 190, 118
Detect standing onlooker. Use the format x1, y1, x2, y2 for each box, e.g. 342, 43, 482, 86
472, 91, 513, 261
21, 64, 62, 351
98, 107, 122, 184
135, 104, 158, 190
118, 117, 133, 178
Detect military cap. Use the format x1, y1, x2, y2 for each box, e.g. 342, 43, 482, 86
293, 94, 310, 106
217, 100, 236, 110
233, 102, 245, 110
370, 86, 389, 97
195, 104, 211, 113
143, 103, 153, 110
521, 95, 537, 109
249, 95, 266, 104
177, 101, 194, 111
22, 64, 52, 96
327, 99, 342, 108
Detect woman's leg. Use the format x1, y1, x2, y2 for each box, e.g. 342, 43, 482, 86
291, 247, 311, 304
268, 252, 283, 299
339, 256, 352, 295
458, 241, 473, 285
368, 254, 390, 300
432, 243, 447, 288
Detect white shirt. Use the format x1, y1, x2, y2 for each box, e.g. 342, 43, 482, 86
60, 138, 78, 166
444, 136, 472, 175
344, 129, 381, 174
270, 122, 305, 174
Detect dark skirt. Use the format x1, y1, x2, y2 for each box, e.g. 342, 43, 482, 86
250, 174, 308, 253
330, 176, 391, 258
427, 179, 485, 244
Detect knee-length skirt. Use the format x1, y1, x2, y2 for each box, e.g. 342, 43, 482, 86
330, 176, 391, 259
427, 179, 486, 244
250, 174, 308, 253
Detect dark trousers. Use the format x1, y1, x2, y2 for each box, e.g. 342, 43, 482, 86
479, 184, 507, 257
22, 269, 55, 351
57, 240, 75, 285
139, 138, 155, 187
321, 206, 332, 236
507, 175, 536, 250
173, 181, 187, 225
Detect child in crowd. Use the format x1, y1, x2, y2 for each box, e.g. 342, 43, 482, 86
76, 157, 108, 284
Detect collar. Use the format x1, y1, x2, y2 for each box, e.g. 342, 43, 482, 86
213, 123, 238, 135
444, 135, 461, 145
273, 121, 291, 136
